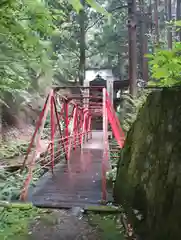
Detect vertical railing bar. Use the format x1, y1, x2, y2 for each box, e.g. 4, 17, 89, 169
50, 95, 55, 174
102, 87, 108, 202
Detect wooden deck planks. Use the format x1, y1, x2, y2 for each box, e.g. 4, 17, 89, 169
31, 131, 113, 209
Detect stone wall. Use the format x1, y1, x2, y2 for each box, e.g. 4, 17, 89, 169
114, 88, 181, 239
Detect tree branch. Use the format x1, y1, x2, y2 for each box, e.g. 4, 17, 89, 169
85, 5, 128, 32
86, 15, 104, 32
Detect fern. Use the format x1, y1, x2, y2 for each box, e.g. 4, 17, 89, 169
0, 166, 43, 201
106, 91, 150, 182
117, 90, 150, 133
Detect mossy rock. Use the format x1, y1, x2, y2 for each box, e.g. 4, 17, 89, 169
114, 88, 181, 239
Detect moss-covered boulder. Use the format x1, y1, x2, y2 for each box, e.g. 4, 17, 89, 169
114, 88, 181, 239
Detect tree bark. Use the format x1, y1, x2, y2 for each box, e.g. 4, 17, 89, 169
142, 33, 149, 82
128, 0, 137, 96
138, 0, 149, 82
167, 0, 172, 49
154, 0, 159, 45
176, 0, 181, 41
78, 0, 86, 86
0, 104, 2, 143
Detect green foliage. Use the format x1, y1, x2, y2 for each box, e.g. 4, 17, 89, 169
0, 166, 43, 201
106, 167, 117, 182
117, 91, 149, 133
0, 140, 43, 201
0, 0, 61, 111
68, 0, 109, 16
0, 207, 41, 240
0, 168, 42, 239
0, 141, 29, 160
68, 0, 83, 12
107, 91, 149, 183
106, 139, 119, 182
86, 0, 128, 74
146, 42, 181, 86
0, 206, 50, 240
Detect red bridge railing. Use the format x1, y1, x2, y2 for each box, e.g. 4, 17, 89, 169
20, 86, 125, 203
102, 88, 125, 201
20, 88, 92, 201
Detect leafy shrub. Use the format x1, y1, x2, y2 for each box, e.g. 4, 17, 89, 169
0, 142, 45, 239
107, 91, 149, 183
0, 167, 43, 201
0, 141, 29, 160
117, 91, 149, 133
146, 42, 181, 86
0, 206, 44, 240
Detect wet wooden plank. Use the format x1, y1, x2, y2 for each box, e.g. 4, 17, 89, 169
32, 152, 112, 208
31, 132, 113, 208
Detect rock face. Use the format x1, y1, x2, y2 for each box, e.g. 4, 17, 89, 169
114, 88, 181, 240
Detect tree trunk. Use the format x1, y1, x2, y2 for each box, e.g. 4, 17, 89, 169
114, 88, 181, 239
148, 0, 153, 34
78, 0, 86, 86
167, 0, 172, 49
142, 34, 149, 82
128, 0, 137, 96
154, 0, 159, 45
0, 104, 2, 143
138, 0, 149, 82
176, 0, 181, 41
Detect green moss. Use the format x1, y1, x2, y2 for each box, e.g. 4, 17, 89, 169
39, 211, 58, 225
88, 213, 125, 240
114, 88, 181, 239
0, 207, 45, 240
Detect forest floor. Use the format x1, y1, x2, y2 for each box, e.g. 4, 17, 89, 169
28, 209, 101, 240
1, 207, 125, 240
29, 210, 125, 240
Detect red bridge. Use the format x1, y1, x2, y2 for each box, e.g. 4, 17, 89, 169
20, 86, 125, 209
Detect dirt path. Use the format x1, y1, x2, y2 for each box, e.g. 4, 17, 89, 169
29, 210, 100, 240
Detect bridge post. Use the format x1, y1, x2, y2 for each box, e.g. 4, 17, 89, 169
50, 95, 55, 173
102, 88, 108, 202
64, 99, 69, 160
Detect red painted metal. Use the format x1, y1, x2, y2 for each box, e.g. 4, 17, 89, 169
52, 97, 67, 161
50, 95, 55, 173
21, 94, 49, 172
105, 91, 125, 147
20, 86, 125, 203
102, 88, 108, 201
106, 92, 125, 139
73, 105, 78, 150
20, 90, 54, 201
64, 100, 69, 159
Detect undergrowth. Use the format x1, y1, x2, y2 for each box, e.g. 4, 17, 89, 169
0, 163, 45, 239
88, 213, 125, 240
0, 140, 43, 200
0, 166, 43, 201
117, 90, 149, 133
0, 139, 45, 239
0, 207, 41, 240
106, 139, 119, 183
107, 90, 150, 183
0, 141, 29, 160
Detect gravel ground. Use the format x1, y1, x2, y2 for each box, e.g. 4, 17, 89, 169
29, 210, 100, 240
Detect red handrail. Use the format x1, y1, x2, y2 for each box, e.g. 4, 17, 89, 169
105, 90, 125, 147
20, 87, 125, 204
